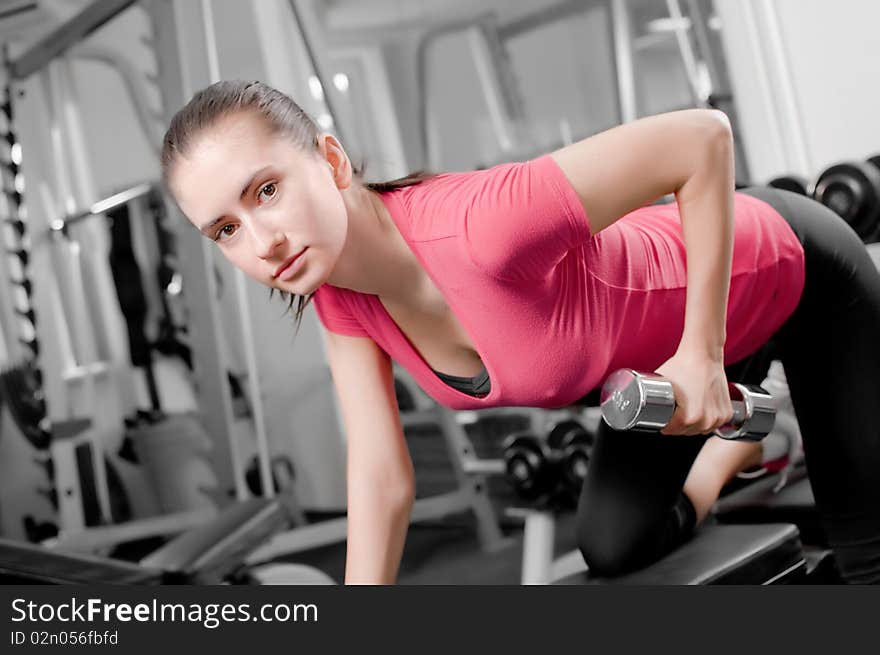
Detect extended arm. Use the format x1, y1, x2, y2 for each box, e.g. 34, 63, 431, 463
550, 108, 735, 359
324, 331, 416, 584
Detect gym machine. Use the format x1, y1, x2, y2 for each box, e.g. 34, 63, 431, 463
0, 496, 334, 585
4, 37, 221, 552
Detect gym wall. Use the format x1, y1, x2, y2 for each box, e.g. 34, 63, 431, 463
716, 0, 880, 183
376, 0, 702, 173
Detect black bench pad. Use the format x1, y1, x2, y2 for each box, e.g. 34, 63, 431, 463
713, 471, 823, 546
555, 522, 805, 585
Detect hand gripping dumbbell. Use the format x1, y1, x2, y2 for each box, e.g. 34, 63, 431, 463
502, 432, 562, 500
599, 369, 776, 441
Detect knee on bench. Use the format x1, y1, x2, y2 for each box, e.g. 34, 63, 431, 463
576, 520, 658, 578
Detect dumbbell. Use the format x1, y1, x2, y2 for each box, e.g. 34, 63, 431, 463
811, 160, 880, 243
502, 432, 562, 500
546, 420, 593, 496
599, 369, 776, 441
767, 174, 809, 196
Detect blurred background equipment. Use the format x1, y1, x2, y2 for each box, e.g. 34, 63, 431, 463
0, 0, 873, 585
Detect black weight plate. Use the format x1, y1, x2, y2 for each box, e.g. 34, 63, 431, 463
503, 433, 549, 498
812, 161, 880, 241
546, 419, 588, 451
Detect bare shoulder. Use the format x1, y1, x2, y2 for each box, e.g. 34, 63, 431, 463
324, 330, 389, 369
323, 331, 395, 403
549, 109, 732, 235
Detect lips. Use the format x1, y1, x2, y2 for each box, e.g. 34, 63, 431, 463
274, 248, 307, 279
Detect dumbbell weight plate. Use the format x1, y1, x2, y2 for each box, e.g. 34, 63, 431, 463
599, 369, 675, 431
714, 382, 776, 442
561, 431, 592, 494
867, 155, 880, 243
502, 433, 554, 500
811, 161, 880, 242
546, 420, 593, 493
546, 419, 589, 451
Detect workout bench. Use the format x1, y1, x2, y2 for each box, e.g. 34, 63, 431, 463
508, 503, 808, 585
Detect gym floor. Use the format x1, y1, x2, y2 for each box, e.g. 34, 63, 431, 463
269, 414, 581, 585
284, 509, 580, 585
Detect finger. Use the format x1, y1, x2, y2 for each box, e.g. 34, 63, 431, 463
673, 403, 691, 431
660, 411, 686, 435
662, 418, 696, 436
693, 422, 715, 436
713, 404, 736, 432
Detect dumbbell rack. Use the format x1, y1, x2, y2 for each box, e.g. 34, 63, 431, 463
243, 374, 519, 565
244, 379, 602, 565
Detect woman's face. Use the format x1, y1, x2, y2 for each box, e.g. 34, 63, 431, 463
170, 111, 348, 296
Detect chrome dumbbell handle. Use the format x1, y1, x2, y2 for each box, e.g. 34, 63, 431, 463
599, 369, 776, 441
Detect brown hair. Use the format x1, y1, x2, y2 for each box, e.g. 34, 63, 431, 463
161, 79, 434, 333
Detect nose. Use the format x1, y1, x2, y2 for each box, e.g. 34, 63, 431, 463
251, 220, 287, 260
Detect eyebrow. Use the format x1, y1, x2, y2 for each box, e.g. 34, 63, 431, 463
198, 165, 273, 235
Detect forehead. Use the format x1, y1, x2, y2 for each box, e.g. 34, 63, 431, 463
170, 112, 308, 222
178, 113, 280, 179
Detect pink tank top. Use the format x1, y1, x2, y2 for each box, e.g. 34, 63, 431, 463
314, 155, 805, 410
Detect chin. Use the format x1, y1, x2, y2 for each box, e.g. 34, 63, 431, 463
276, 270, 324, 297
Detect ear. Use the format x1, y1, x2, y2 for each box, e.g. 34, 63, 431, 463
317, 133, 352, 189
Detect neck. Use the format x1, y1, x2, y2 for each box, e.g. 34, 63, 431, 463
325, 185, 426, 304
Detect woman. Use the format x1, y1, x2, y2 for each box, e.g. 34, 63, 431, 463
162, 80, 880, 584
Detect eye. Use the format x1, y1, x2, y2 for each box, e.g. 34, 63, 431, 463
258, 182, 277, 203
214, 223, 238, 242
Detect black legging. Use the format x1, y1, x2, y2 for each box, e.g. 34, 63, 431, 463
575, 187, 880, 584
